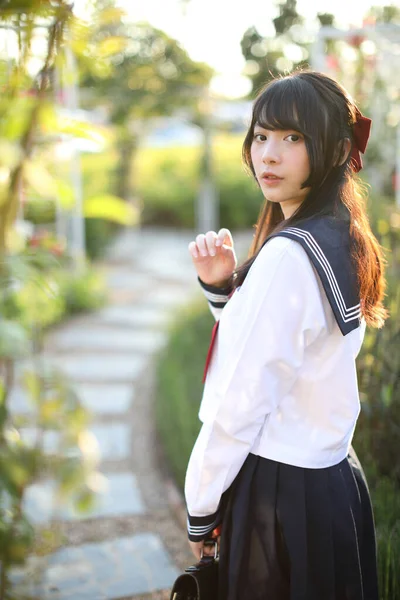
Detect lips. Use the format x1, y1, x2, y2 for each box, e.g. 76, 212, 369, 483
261, 172, 283, 180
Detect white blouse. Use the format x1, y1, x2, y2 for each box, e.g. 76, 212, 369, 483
185, 235, 366, 541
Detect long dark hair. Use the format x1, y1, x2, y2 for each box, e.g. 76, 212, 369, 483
234, 70, 387, 328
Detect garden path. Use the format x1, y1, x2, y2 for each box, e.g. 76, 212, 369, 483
9, 226, 251, 600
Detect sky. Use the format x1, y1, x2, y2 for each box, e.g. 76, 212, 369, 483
112, 0, 393, 98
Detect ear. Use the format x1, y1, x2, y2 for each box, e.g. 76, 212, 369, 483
338, 137, 352, 166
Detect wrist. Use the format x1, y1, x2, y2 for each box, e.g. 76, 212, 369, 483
198, 275, 233, 292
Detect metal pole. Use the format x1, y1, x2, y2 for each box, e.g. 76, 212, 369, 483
196, 91, 219, 232
396, 123, 400, 208
310, 30, 326, 71
64, 44, 86, 267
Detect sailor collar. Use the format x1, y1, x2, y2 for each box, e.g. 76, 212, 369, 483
263, 215, 362, 335
202, 215, 362, 383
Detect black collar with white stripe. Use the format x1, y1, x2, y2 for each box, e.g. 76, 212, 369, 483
263, 215, 361, 335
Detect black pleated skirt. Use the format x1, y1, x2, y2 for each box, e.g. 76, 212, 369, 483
217, 447, 379, 600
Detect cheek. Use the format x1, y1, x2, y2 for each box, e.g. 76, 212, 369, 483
299, 148, 311, 177
250, 145, 258, 165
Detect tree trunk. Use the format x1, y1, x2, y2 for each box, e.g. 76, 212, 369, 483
115, 131, 138, 202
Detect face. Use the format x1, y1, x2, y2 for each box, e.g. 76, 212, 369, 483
250, 123, 311, 219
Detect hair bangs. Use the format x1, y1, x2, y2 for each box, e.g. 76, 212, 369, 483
252, 79, 308, 137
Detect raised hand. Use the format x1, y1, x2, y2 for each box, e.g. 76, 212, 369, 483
188, 228, 237, 287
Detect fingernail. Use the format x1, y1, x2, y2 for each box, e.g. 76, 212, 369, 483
210, 250, 216, 256
216, 240, 222, 247
193, 252, 198, 258
201, 251, 207, 257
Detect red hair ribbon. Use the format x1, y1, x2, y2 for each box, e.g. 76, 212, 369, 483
350, 109, 372, 173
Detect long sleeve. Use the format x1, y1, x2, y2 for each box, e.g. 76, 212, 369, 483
197, 276, 233, 321
185, 238, 327, 541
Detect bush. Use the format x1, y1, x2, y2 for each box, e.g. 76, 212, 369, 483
85, 218, 119, 260
23, 149, 121, 260
1, 259, 107, 333
136, 134, 262, 229
59, 266, 107, 315
155, 299, 212, 488
24, 198, 56, 224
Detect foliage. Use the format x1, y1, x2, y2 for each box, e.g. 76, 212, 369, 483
30, 134, 262, 232
58, 266, 107, 315
0, 2, 116, 594
240, 0, 312, 95
354, 203, 400, 486
0, 257, 103, 595
1, 253, 107, 330
85, 218, 119, 260
136, 134, 262, 229
79, 1, 213, 201
155, 300, 211, 488
155, 199, 400, 598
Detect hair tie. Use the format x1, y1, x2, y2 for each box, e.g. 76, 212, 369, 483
350, 109, 372, 172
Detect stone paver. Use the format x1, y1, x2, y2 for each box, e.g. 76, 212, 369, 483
11, 533, 179, 599
47, 326, 167, 354
106, 270, 152, 290
73, 382, 134, 415
24, 472, 145, 524
95, 304, 172, 329
20, 422, 130, 461
47, 353, 147, 382
9, 382, 134, 417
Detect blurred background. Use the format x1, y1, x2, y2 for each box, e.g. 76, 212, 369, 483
0, 0, 399, 598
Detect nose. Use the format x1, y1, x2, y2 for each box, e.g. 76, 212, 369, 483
261, 139, 281, 165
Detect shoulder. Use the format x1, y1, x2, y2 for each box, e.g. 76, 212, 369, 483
253, 235, 317, 282
262, 216, 361, 336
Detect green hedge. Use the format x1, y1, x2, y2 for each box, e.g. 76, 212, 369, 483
136, 134, 262, 229
155, 300, 212, 487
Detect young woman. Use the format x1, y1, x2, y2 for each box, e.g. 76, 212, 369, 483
184, 70, 387, 600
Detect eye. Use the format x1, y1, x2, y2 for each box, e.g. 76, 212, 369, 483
285, 133, 302, 142
253, 133, 267, 142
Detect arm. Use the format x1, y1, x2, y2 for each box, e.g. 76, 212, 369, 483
198, 276, 233, 321
189, 229, 237, 321
185, 238, 327, 541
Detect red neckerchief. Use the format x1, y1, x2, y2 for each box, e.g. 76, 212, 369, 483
202, 290, 235, 383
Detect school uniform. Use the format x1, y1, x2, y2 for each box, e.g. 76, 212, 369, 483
185, 215, 379, 600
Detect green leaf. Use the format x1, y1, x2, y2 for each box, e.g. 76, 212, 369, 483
55, 178, 75, 209
24, 159, 58, 199
97, 36, 127, 57
96, 7, 126, 26
0, 140, 22, 170
84, 194, 139, 225
22, 370, 42, 406
56, 115, 108, 145
0, 320, 30, 360
73, 485, 96, 514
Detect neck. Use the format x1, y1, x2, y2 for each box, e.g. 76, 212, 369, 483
280, 199, 304, 219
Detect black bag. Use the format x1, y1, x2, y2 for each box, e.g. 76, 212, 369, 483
170, 541, 219, 600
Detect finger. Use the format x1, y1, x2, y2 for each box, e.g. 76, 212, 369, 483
216, 228, 233, 248
205, 231, 218, 257
196, 234, 208, 257
202, 544, 215, 557
188, 240, 199, 259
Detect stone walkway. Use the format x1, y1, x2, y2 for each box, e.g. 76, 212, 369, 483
8, 226, 252, 600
